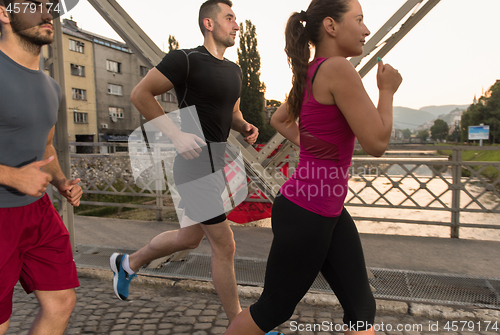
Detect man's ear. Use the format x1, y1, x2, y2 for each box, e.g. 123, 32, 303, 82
203, 17, 214, 33
0, 4, 11, 27
323, 17, 337, 38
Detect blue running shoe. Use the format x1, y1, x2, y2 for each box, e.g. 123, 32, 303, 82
110, 253, 137, 300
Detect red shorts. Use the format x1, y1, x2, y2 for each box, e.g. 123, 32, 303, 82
0, 194, 79, 324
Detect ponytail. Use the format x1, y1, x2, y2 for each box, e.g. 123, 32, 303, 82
285, 12, 311, 124
284, 0, 350, 124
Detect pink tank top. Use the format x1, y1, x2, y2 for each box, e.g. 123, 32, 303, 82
280, 58, 355, 217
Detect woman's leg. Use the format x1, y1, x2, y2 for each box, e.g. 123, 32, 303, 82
226, 195, 339, 334
320, 208, 376, 334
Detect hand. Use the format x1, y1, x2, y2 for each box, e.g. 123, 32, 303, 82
14, 156, 54, 197
171, 131, 207, 160
55, 178, 83, 207
243, 123, 259, 145
377, 60, 403, 94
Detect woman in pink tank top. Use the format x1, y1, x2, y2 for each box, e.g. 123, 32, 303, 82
225, 0, 402, 334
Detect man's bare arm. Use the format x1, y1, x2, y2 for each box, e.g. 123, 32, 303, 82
40, 126, 83, 206
131, 68, 205, 159
231, 98, 259, 145
0, 158, 53, 197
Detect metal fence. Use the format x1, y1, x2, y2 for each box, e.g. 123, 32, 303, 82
346, 145, 500, 238
68, 143, 500, 238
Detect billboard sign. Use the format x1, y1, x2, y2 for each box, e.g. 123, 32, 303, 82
469, 125, 490, 140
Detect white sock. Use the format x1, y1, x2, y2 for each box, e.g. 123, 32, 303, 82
122, 254, 135, 275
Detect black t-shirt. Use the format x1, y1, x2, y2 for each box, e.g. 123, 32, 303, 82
156, 45, 242, 142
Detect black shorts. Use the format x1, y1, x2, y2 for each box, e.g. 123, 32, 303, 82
173, 142, 228, 225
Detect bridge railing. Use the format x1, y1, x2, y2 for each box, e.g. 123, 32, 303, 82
62, 143, 500, 238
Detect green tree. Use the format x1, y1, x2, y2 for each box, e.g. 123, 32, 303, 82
168, 35, 179, 52
460, 107, 472, 142
461, 102, 486, 142
402, 128, 412, 140
267, 99, 282, 108
461, 81, 500, 143
260, 123, 277, 142
238, 20, 266, 142
430, 119, 449, 141
417, 130, 429, 142
447, 122, 461, 143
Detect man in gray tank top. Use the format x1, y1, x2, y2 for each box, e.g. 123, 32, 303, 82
0, 1, 83, 334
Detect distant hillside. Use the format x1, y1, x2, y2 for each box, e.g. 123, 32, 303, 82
419, 105, 469, 117
393, 105, 469, 130
438, 108, 464, 126
393, 107, 435, 130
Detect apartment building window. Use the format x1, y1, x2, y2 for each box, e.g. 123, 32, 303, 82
72, 88, 86, 100
70, 64, 85, 77
140, 66, 149, 77
107, 84, 123, 96
74, 112, 88, 124
106, 60, 121, 73
109, 107, 124, 119
69, 39, 84, 53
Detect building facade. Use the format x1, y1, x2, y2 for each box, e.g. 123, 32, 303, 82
44, 25, 98, 150
45, 19, 178, 152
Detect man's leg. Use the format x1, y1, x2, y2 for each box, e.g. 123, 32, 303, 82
128, 222, 205, 272
200, 220, 241, 323
15, 195, 80, 334
0, 319, 10, 335
29, 289, 76, 335
111, 220, 205, 300
0, 289, 14, 335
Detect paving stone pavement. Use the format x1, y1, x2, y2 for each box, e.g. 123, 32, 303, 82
6, 275, 500, 335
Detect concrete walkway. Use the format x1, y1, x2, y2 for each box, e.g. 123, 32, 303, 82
7, 275, 500, 335
75, 215, 500, 278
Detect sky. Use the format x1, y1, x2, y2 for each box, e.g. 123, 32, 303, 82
62, 0, 500, 110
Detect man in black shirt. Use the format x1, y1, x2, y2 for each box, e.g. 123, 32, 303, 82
110, 0, 258, 324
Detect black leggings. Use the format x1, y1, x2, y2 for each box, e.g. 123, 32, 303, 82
250, 194, 376, 332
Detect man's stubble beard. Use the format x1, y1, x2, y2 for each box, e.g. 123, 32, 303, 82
10, 14, 53, 55
213, 22, 235, 48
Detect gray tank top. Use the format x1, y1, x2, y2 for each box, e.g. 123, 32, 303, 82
0, 49, 61, 208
